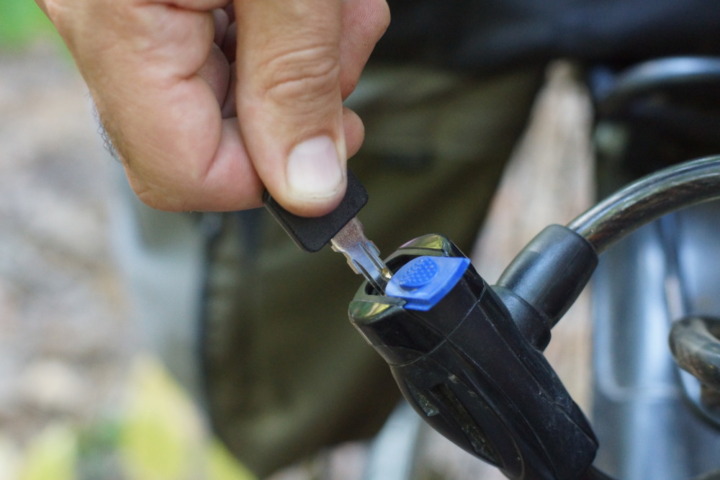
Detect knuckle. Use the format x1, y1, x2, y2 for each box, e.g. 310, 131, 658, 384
260, 43, 340, 107
126, 171, 184, 212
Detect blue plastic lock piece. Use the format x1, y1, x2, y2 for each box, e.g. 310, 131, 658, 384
385, 256, 470, 311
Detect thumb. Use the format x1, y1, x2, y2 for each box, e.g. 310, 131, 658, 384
235, 0, 347, 217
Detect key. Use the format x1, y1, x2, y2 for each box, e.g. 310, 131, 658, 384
329, 216, 391, 292
263, 170, 392, 291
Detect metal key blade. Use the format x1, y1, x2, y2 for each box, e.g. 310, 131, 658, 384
330, 217, 391, 292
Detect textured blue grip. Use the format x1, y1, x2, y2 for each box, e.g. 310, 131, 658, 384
386, 256, 470, 311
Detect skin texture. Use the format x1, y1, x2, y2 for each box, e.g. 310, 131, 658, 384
35, 0, 390, 216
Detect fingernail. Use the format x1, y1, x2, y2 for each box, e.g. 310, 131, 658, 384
286, 135, 344, 199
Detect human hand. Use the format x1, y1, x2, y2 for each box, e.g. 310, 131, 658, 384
35, 0, 389, 216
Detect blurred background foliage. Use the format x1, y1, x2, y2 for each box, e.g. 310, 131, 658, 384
0, 357, 254, 480
0, 0, 58, 48
0, 3, 254, 479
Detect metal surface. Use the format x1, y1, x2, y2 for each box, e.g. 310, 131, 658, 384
592, 203, 720, 479
330, 217, 391, 292
669, 201, 720, 425
670, 316, 720, 410
568, 156, 720, 253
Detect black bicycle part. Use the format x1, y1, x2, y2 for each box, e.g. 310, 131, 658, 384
494, 224, 598, 350
593, 57, 720, 118
590, 57, 720, 178
349, 230, 599, 480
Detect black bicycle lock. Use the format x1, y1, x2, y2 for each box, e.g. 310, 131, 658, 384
349, 225, 599, 480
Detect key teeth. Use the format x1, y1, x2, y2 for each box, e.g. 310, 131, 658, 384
330, 242, 361, 274
330, 217, 391, 291
346, 258, 363, 276
359, 242, 391, 279
361, 238, 381, 255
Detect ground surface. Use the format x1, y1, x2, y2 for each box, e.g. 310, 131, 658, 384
0, 42, 134, 447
